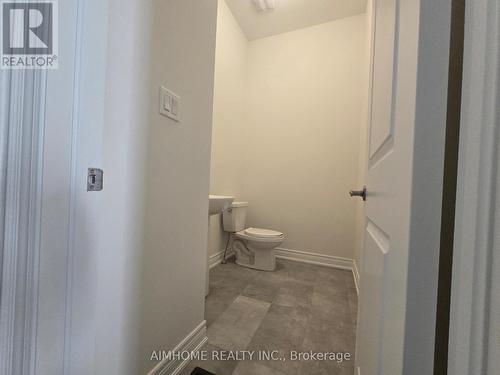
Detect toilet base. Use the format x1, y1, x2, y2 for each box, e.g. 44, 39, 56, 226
235, 256, 276, 272
232, 239, 277, 271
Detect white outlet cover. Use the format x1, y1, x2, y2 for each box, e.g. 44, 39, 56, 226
159, 86, 180, 122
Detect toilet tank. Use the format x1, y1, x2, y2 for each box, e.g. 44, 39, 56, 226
223, 201, 248, 232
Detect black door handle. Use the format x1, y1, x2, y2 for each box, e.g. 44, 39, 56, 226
350, 186, 367, 201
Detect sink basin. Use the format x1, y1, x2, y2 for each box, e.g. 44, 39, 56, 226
208, 195, 234, 216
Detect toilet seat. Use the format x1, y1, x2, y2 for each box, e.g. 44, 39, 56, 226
244, 227, 283, 238
235, 228, 284, 243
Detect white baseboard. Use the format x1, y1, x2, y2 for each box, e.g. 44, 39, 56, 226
275, 247, 353, 269
147, 321, 208, 375
208, 249, 234, 269
275, 247, 359, 295
352, 260, 360, 295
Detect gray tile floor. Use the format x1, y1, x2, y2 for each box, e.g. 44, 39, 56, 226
182, 259, 357, 375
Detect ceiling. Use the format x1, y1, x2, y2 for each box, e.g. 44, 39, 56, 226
225, 0, 367, 40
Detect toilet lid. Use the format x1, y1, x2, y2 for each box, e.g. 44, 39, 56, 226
244, 227, 283, 238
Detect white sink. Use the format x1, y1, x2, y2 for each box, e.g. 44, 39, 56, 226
208, 195, 234, 216
207, 195, 235, 296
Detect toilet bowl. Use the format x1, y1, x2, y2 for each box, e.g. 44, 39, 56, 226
232, 228, 284, 271
223, 202, 284, 271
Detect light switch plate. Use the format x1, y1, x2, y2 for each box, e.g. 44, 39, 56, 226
159, 86, 180, 122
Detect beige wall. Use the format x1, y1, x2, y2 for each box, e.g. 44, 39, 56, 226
209, 11, 369, 260
210, 0, 248, 195
139, 0, 218, 372
208, 0, 248, 257
244, 15, 367, 259
96, 0, 153, 373
94, 1, 218, 374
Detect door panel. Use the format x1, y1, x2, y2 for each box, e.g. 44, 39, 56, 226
357, 1, 404, 374
355, 0, 451, 374
369, 0, 397, 160
360, 220, 390, 374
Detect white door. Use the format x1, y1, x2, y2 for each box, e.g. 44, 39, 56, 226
0, 0, 106, 373
355, 0, 452, 374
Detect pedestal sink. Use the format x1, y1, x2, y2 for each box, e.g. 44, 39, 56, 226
206, 195, 234, 296
208, 195, 234, 216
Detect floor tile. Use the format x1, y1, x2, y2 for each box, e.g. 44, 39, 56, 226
207, 296, 270, 351
198, 259, 358, 375
233, 360, 288, 375
241, 279, 280, 303
315, 266, 352, 285
246, 304, 309, 375
344, 271, 357, 291
205, 286, 241, 327
180, 343, 238, 375
298, 357, 355, 375
211, 261, 256, 285
274, 280, 314, 310
281, 260, 317, 285
302, 322, 355, 353
310, 291, 351, 324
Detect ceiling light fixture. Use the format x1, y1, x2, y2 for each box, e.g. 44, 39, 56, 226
252, 0, 275, 12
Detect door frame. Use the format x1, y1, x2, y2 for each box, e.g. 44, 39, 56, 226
0, 0, 107, 373
433, 0, 465, 373
0, 53, 49, 375
447, 0, 500, 373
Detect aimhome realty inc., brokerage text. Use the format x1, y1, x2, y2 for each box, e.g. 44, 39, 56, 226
150, 350, 352, 363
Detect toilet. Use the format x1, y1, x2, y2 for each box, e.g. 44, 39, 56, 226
223, 202, 284, 271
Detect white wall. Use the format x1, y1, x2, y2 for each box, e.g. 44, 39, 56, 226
244, 15, 367, 259
94, 0, 153, 373
209, 12, 369, 260
139, 0, 218, 373
208, 0, 248, 257
92, 1, 218, 374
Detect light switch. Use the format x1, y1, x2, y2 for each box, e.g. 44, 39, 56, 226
171, 96, 178, 116
163, 94, 171, 112
159, 86, 180, 122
